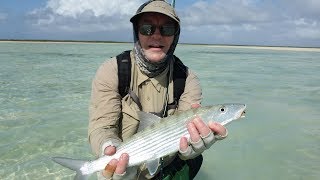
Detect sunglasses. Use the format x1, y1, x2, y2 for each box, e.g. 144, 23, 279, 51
139, 24, 177, 36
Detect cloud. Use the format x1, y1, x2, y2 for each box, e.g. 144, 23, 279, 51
180, 0, 271, 26
28, 0, 144, 32
25, 0, 320, 46
178, 0, 320, 46
287, 18, 320, 40
46, 0, 141, 18
279, 0, 320, 18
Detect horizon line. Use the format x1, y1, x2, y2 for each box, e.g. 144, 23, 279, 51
1, 39, 320, 49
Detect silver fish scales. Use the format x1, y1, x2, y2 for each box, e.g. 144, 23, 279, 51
52, 103, 246, 180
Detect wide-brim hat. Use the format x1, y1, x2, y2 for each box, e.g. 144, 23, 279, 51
130, 0, 180, 25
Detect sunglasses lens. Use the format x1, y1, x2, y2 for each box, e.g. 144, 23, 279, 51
139, 24, 176, 36
139, 24, 155, 36
160, 25, 176, 36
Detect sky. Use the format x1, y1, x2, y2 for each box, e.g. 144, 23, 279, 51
0, 0, 320, 47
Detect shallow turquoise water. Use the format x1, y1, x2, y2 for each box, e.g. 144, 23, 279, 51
0, 42, 319, 179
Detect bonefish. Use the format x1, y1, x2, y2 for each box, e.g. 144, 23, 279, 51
52, 103, 246, 180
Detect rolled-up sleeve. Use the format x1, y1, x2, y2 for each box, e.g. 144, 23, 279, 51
177, 69, 202, 111
88, 58, 122, 157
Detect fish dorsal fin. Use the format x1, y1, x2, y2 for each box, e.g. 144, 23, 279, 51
146, 158, 160, 176
136, 111, 161, 132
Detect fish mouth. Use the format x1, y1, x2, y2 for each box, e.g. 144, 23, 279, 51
240, 111, 246, 118
236, 104, 246, 119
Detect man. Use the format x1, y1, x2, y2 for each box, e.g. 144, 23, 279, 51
88, 0, 227, 179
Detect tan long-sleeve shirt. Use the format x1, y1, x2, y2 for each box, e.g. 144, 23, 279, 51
88, 51, 202, 178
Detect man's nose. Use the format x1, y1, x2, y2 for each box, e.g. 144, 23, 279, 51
151, 27, 162, 38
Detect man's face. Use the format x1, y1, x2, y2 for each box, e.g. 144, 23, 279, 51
138, 13, 175, 63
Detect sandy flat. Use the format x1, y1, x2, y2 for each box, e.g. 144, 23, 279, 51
1, 40, 320, 52
0, 40, 126, 45
206, 45, 320, 52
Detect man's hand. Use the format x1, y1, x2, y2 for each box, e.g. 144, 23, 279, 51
102, 146, 130, 179
179, 104, 228, 160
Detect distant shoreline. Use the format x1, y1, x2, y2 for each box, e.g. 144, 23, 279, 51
0, 39, 128, 44
1, 39, 320, 52
205, 44, 320, 52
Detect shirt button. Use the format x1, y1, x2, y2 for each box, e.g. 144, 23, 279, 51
147, 97, 150, 101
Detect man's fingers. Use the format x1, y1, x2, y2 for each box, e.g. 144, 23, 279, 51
208, 121, 227, 137
191, 103, 201, 109
104, 146, 116, 156
114, 153, 129, 175
102, 153, 129, 178
179, 136, 197, 160
179, 137, 189, 152
187, 121, 201, 143
193, 117, 211, 138
103, 159, 118, 178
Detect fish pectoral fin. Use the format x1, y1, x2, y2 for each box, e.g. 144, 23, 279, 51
146, 158, 160, 176
137, 111, 162, 132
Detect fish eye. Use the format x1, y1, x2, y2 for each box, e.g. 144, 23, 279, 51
219, 106, 226, 112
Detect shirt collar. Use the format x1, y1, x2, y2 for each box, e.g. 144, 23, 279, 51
137, 64, 169, 92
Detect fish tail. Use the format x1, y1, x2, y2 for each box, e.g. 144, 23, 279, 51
52, 157, 90, 180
